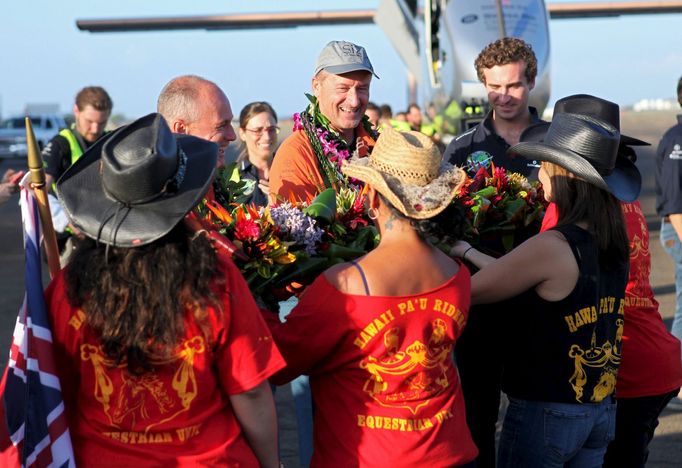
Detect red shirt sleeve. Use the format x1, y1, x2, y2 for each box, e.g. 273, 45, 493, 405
213, 254, 286, 394
267, 275, 345, 385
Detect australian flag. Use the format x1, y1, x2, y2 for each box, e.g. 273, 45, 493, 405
0, 179, 75, 467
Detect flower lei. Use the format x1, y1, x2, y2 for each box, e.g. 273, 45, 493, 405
293, 94, 377, 191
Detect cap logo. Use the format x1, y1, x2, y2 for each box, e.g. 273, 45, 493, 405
340, 43, 362, 57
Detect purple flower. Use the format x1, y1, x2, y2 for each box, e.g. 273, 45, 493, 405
321, 137, 338, 155
270, 203, 324, 255
293, 113, 303, 132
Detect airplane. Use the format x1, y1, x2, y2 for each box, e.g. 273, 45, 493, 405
76, 1, 682, 130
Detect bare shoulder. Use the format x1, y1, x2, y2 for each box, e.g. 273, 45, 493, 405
517, 229, 569, 253
323, 262, 357, 294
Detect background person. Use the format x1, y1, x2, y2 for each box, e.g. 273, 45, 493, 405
0, 169, 23, 205
157, 74, 237, 167
405, 103, 423, 132
364, 101, 381, 131
655, 75, 682, 374
451, 112, 635, 466
52, 113, 284, 467
234, 101, 279, 206
43, 86, 113, 190
43, 86, 113, 260
268, 128, 478, 466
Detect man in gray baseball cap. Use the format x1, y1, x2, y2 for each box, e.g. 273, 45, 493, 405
270, 40, 379, 204
266, 40, 378, 465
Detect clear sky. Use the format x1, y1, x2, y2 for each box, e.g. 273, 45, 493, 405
2, 1, 681, 120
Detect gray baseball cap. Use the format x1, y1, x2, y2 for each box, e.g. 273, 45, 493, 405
314, 40, 379, 78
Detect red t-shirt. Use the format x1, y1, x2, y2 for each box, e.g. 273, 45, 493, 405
541, 201, 682, 397
45, 252, 286, 467
269, 265, 478, 467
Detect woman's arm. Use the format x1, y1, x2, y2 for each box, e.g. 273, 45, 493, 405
229, 380, 280, 468
450, 240, 496, 269
464, 231, 578, 305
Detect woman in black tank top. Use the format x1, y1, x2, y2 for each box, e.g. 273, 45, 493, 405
451, 112, 639, 467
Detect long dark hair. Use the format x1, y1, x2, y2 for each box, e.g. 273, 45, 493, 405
65, 225, 223, 374
547, 162, 629, 268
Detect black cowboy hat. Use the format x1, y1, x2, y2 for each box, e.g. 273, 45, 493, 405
554, 94, 649, 146
520, 94, 651, 149
510, 112, 641, 202
56, 113, 217, 247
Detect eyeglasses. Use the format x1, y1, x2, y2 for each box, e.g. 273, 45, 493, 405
244, 125, 280, 136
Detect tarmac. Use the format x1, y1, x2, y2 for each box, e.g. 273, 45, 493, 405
0, 110, 680, 466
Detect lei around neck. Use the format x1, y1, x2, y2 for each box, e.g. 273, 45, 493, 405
293, 94, 377, 191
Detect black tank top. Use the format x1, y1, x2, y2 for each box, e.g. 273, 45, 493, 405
502, 224, 629, 404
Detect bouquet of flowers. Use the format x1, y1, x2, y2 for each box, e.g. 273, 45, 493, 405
192, 164, 377, 308
190, 162, 544, 306
455, 164, 546, 256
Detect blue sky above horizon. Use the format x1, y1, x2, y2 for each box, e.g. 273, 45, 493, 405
2, 1, 681, 119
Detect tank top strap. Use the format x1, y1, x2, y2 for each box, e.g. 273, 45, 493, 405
349, 259, 371, 296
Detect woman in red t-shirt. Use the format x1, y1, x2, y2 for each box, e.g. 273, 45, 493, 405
268, 127, 478, 467
49, 113, 285, 467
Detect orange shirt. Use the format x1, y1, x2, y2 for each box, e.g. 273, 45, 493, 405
269, 125, 375, 204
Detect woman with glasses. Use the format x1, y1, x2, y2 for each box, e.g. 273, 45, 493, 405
236, 101, 280, 206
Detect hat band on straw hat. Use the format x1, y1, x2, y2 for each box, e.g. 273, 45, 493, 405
371, 158, 438, 186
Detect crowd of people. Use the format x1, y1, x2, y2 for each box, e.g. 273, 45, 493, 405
1, 35, 681, 468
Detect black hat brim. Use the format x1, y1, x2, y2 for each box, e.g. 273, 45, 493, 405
56, 131, 217, 247
511, 142, 641, 202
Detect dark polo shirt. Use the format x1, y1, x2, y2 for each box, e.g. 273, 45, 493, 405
443, 107, 543, 180
655, 115, 682, 217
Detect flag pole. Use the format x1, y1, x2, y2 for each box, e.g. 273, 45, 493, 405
25, 117, 61, 279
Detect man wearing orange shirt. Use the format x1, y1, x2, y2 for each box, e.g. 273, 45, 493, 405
269, 40, 379, 204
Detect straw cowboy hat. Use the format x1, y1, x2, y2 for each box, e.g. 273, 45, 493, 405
56, 113, 217, 247
341, 126, 464, 219
511, 112, 641, 202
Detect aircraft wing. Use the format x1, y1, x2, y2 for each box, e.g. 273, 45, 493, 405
76, 2, 682, 32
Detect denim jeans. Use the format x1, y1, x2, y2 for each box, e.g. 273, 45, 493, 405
279, 297, 314, 466
660, 219, 682, 360
498, 397, 616, 468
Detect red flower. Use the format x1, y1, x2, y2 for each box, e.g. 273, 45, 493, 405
235, 218, 261, 241
468, 167, 488, 192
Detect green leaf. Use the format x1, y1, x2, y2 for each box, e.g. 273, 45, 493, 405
322, 243, 367, 260
304, 188, 337, 223
473, 186, 497, 199
271, 257, 329, 287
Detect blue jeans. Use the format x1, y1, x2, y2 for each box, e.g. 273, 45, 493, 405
498, 397, 616, 468
660, 219, 682, 359
279, 297, 314, 466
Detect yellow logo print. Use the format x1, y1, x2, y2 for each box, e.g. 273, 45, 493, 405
360, 319, 453, 415
81, 336, 206, 432
568, 319, 623, 403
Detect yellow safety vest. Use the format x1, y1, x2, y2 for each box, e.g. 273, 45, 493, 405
58, 127, 84, 166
